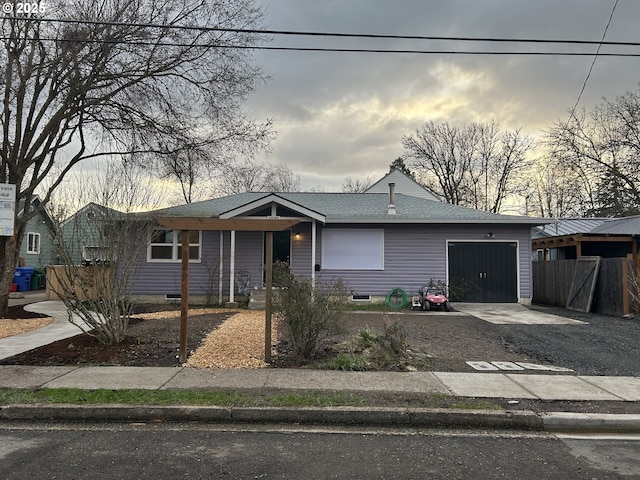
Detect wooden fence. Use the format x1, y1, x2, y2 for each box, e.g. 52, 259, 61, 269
532, 257, 639, 317
46, 265, 113, 302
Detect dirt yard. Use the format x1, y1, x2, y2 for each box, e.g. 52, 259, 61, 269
0, 305, 532, 371
2, 303, 639, 379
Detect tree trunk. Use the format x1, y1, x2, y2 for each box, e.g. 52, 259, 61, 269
0, 234, 21, 317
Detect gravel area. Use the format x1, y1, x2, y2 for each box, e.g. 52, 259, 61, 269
186, 311, 278, 369
498, 304, 640, 376
0, 317, 53, 339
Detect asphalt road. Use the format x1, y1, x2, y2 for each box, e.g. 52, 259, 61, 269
498, 305, 640, 376
1, 422, 639, 479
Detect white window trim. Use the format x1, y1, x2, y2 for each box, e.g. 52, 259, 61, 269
26, 232, 41, 254
147, 229, 202, 263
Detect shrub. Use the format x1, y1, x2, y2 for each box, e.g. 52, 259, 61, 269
273, 263, 349, 362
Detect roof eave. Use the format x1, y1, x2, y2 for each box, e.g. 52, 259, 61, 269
325, 217, 550, 225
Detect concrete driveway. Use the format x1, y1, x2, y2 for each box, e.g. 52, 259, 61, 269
453, 303, 587, 325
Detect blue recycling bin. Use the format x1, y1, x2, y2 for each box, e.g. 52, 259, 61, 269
14, 267, 35, 292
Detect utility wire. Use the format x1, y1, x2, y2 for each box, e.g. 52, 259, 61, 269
570, 0, 620, 115
2, 35, 640, 56
4, 15, 640, 49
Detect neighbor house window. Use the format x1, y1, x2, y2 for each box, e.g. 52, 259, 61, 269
321, 229, 384, 270
82, 246, 111, 265
148, 229, 201, 262
27, 232, 40, 254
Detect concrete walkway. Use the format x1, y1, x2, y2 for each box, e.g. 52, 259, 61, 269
1, 298, 91, 360
454, 303, 587, 325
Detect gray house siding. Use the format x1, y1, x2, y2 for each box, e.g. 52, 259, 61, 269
314, 224, 532, 301
131, 230, 264, 297
129, 223, 532, 302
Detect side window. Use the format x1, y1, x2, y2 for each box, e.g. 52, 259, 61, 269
27, 232, 41, 254
148, 229, 201, 262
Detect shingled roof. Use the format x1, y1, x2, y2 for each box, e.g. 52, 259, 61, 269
153, 192, 542, 225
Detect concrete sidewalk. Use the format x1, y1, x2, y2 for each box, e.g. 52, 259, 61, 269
1, 299, 640, 432
0, 365, 640, 402
1, 365, 640, 433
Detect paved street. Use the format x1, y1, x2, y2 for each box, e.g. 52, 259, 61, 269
1, 422, 639, 479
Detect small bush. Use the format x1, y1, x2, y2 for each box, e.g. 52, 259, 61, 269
327, 317, 420, 371
319, 353, 369, 371
273, 262, 349, 362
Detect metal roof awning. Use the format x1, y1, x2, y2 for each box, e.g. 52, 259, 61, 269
532, 233, 637, 249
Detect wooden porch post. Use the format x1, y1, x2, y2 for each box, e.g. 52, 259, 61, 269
180, 230, 190, 363
218, 231, 223, 305
633, 240, 639, 313
265, 231, 273, 363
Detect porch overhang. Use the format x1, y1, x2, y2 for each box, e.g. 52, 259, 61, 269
156, 216, 301, 231
154, 215, 302, 366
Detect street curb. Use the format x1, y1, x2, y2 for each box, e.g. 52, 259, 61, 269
0, 405, 543, 430
541, 412, 640, 434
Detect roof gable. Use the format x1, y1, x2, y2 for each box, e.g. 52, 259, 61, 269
219, 193, 326, 222
365, 168, 440, 201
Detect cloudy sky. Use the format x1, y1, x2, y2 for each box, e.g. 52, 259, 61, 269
244, 0, 640, 191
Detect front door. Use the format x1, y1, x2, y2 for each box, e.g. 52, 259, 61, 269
264, 230, 291, 282
448, 242, 518, 303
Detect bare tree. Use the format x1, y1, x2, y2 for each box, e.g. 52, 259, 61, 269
402, 121, 532, 212
546, 90, 640, 216
525, 157, 590, 218
215, 159, 300, 195
48, 164, 160, 344
341, 176, 373, 193
0, 0, 270, 315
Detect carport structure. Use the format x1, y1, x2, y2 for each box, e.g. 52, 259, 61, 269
155, 216, 301, 363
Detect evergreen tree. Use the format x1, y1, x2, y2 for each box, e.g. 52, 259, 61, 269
389, 158, 415, 179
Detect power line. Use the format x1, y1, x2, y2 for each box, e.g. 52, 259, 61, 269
4, 15, 640, 50
570, 0, 620, 115
3, 35, 640, 56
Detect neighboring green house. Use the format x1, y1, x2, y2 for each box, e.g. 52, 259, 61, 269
57, 202, 123, 265
18, 197, 56, 269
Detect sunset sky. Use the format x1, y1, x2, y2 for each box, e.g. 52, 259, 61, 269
245, 0, 640, 190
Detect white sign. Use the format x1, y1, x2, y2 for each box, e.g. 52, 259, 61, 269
0, 184, 16, 236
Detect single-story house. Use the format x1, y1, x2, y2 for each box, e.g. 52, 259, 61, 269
130, 170, 545, 305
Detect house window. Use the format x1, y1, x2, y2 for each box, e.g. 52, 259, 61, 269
322, 229, 384, 270
27, 232, 40, 254
82, 246, 111, 265
148, 229, 201, 262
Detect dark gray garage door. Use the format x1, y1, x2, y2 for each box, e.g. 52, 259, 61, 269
448, 242, 518, 303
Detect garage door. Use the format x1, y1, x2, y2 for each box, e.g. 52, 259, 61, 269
448, 242, 518, 303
